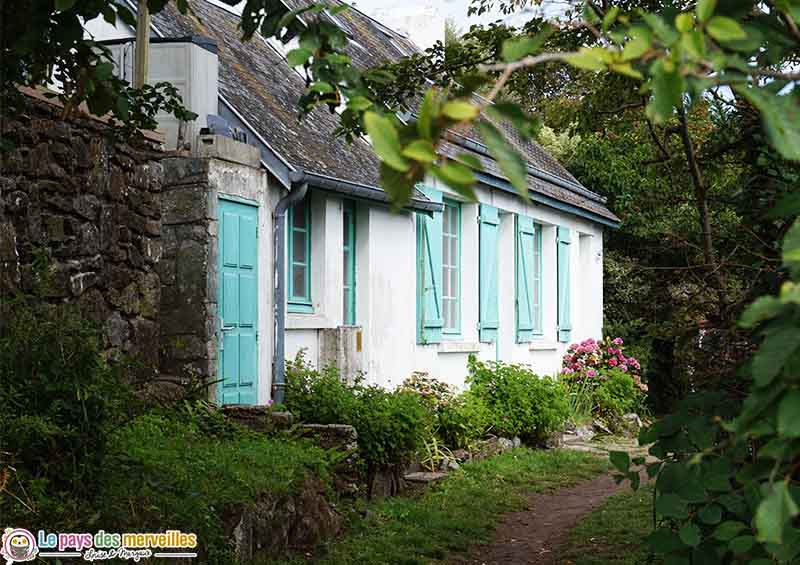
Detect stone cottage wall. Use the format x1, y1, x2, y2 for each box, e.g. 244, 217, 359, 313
0, 99, 164, 371
159, 157, 217, 382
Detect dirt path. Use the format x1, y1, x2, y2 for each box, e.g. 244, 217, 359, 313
449, 473, 627, 565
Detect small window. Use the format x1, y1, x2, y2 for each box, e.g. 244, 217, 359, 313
442, 199, 461, 333
342, 201, 356, 325
288, 196, 311, 311
532, 224, 543, 335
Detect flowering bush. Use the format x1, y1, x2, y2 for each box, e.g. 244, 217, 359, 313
398, 372, 456, 409
560, 336, 647, 392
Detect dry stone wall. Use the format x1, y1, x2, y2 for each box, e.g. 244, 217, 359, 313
0, 99, 164, 371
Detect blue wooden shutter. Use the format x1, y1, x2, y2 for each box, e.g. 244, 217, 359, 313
515, 215, 535, 343
479, 204, 500, 343
557, 226, 572, 343
416, 186, 443, 344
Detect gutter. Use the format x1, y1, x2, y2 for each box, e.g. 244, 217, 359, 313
445, 131, 608, 205
272, 177, 309, 404
289, 170, 443, 214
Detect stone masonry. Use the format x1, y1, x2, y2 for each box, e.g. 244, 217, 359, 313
0, 98, 164, 370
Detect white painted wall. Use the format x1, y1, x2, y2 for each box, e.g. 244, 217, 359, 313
284, 180, 606, 394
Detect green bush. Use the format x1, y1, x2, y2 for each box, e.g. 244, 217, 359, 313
466, 355, 569, 444
593, 369, 643, 422
101, 412, 332, 563
436, 392, 492, 450
0, 297, 139, 529
285, 353, 432, 482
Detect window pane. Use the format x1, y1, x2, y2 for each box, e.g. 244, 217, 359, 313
292, 265, 307, 299
292, 231, 306, 263
292, 200, 307, 229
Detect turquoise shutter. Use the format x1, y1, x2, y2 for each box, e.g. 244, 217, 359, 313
557, 226, 572, 343
515, 215, 535, 343
479, 204, 499, 343
416, 186, 443, 344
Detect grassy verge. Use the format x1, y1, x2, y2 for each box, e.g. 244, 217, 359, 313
100, 412, 335, 563
560, 483, 658, 565
275, 448, 608, 565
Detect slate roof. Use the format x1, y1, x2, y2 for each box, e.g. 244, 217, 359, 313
150, 0, 618, 225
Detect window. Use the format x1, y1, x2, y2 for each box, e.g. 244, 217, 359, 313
532, 224, 543, 335
342, 200, 356, 325
288, 196, 312, 312
442, 199, 461, 333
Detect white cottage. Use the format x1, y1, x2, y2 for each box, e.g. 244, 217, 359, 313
89, 0, 619, 405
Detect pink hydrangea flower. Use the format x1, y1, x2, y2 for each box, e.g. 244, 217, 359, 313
587, 369, 597, 378
619, 364, 628, 372
613, 337, 624, 345
608, 358, 618, 367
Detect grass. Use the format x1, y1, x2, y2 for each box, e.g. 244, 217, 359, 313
274, 448, 609, 565
100, 412, 335, 563
560, 483, 658, 565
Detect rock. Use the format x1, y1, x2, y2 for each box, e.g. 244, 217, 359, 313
473, 436, 517, 460
438, 456, 460, 473
561, 425, 595, 445
593, 419, 613, 435
512, 436, 522, 448
451, 449, 470, 462
620, 413, 643, 437
300, 424, 358, 452
226, 476, 342, 562
223, 405, 295, 434
542, 432, 564, 449
498, 437, 514, 451
404, 471, 447, 483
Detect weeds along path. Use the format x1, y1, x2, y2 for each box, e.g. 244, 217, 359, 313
449, 472, 628, 565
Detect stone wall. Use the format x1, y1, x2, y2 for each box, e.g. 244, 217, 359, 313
159, 157, 216, 382
0, 98, 164, 370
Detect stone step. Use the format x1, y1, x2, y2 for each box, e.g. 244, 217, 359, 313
404, 471, 448, 483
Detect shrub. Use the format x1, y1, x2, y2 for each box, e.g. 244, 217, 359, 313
0, 297, 139, 529
561, 336, 647, 392
398, 371, 455, 409
436, 392, 492, 450
285, 353, 432, 486
285, 350, 360, 424
593, 369, 643, 422
467, 356, 569, 444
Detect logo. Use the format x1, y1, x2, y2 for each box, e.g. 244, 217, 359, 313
1, 528, 38, 564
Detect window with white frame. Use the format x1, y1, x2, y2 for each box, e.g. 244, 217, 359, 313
442, 199, 461, 333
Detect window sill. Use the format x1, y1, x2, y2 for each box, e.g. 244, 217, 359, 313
438, 341, 481, 354
287, 313, 335, 330
288, 302, 314, 314
529, 341, 559, 351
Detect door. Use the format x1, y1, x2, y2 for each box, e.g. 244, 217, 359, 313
218, 197, 259, 405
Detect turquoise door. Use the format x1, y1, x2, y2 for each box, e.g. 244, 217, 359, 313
218, 197, 259, 406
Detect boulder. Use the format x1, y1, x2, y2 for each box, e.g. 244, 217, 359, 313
620, 413, 644, 437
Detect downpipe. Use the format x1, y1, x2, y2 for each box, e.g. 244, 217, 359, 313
272, 175, 308, 404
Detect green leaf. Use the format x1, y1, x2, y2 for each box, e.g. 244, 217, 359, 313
740, 296, 784, 328
647, 61, 685, 123
698, 503, 723, 524
94, 62, 115, 82
485, 102, 539, 138
784, 221, 800, 277
417, 89, 439, 140
602, 7, 620, 31
621, 35, 651, 61
347, 96, 372, 112
455, 153, 483, 170
609, 451, 631, 473
55, 0, 77, 11
642, 13, 680, 45
696, 0, 716, 22
680, 30, 706, 59
679, 523, 701, 547
755, 482, 799, 544
432, 162, 477, 200
363, 112, 409, 173
117, 6, 136, 27
286, 48, 312, 67
706, 16, 747, 42
309, 82, 334, 93
564, 47, 610, 71
778, 390, 800, 438
433, 161, 476, 187
502, 37, 537, 63
442, 100, 480, 122
656, 493, 689, 519
751, 326, 800, 386
713, 520, 747, 541
646, 528, 686, 553
730, 535, 755, 554
379, 162, 416, 210
401, 140, 437, 164
477, 121, 528, 197
675, 13, 694, 33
